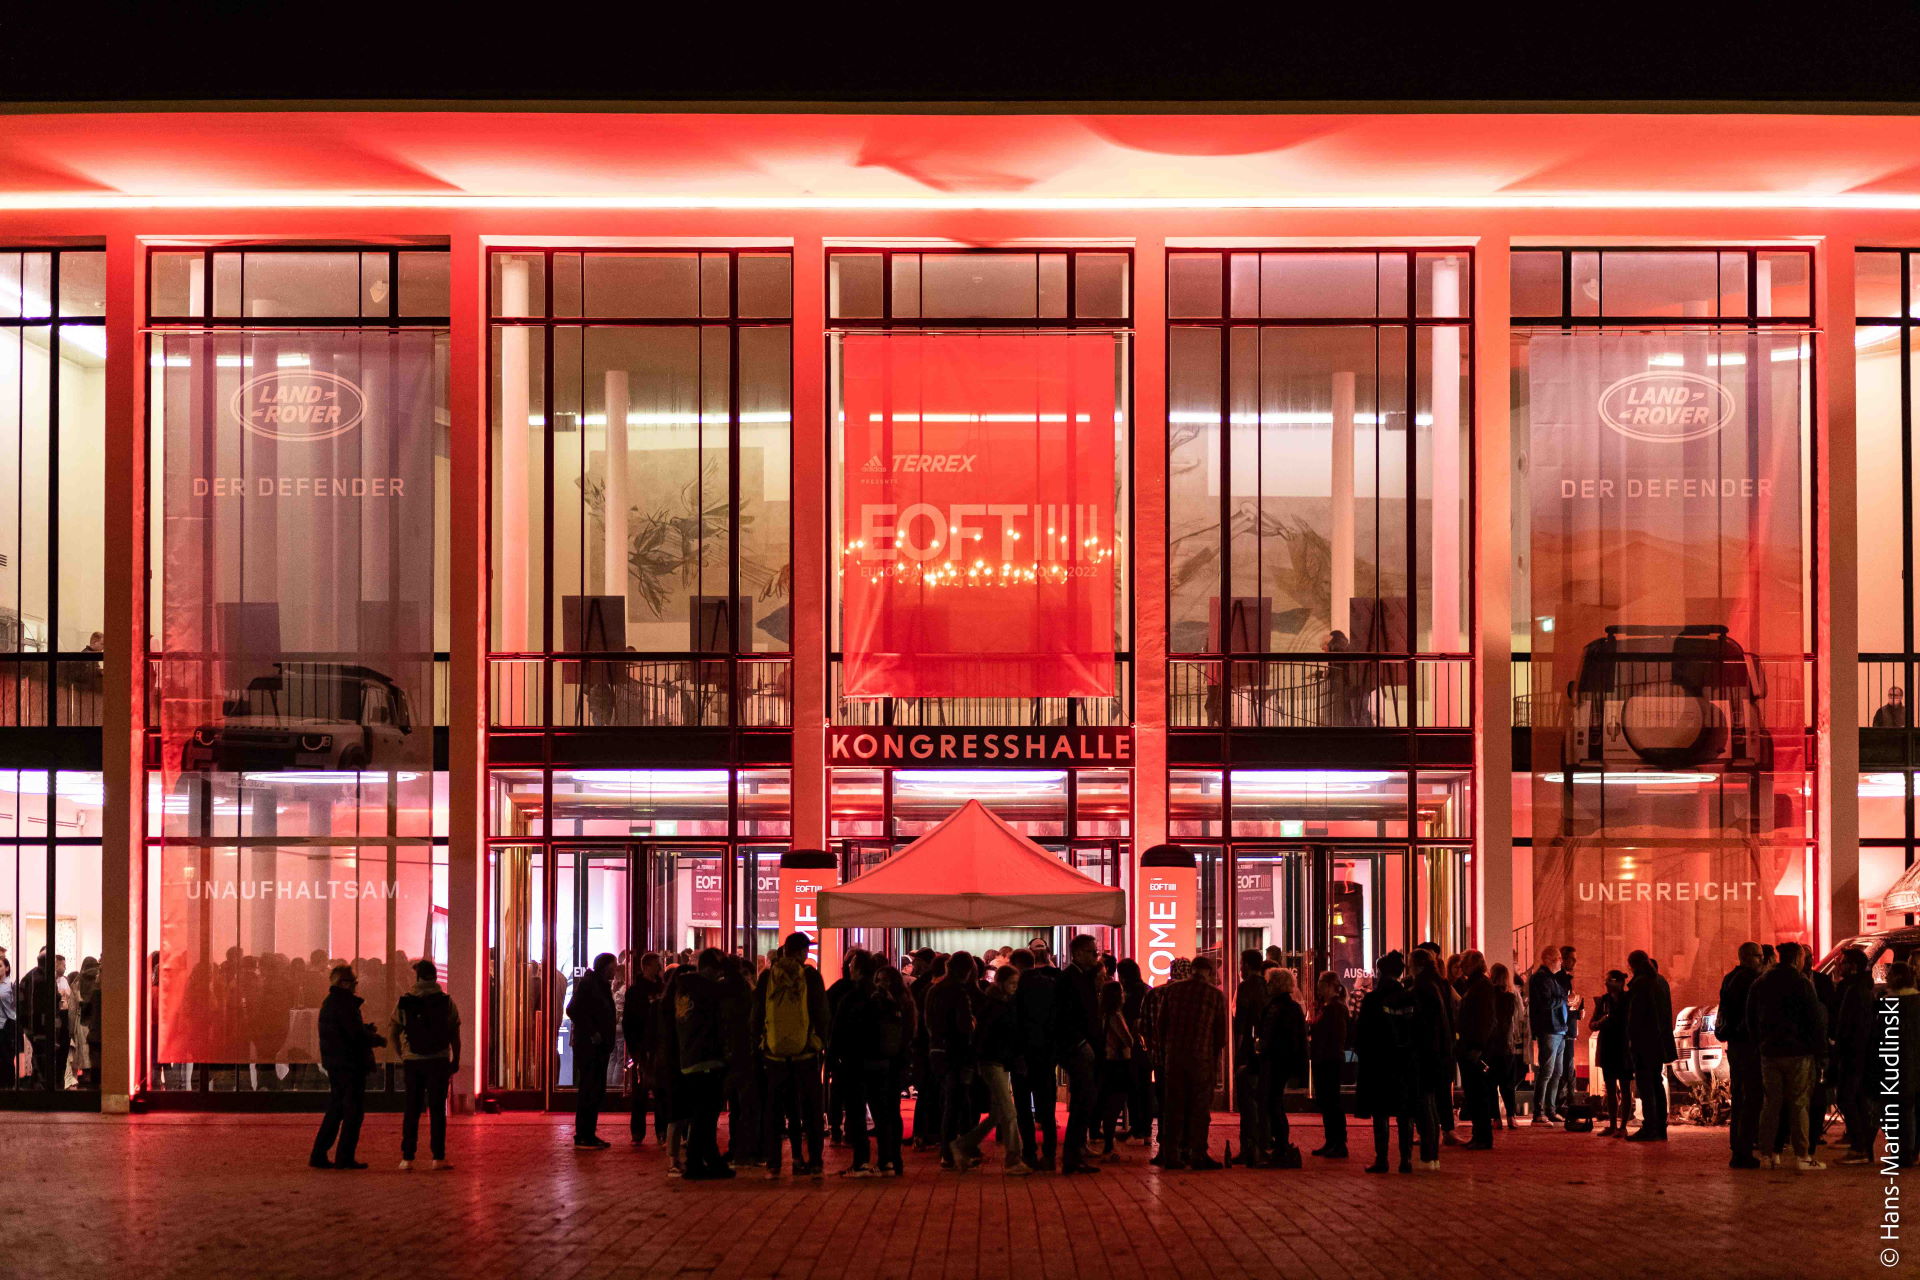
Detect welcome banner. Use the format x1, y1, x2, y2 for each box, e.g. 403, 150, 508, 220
1527, 330, 1809, 1014
840, 332, 1117, 698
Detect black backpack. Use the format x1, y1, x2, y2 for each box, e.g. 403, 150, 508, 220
397, 990, 454, 1057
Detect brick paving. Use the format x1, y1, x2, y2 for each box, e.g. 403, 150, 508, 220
0, 1110, 1898, 1280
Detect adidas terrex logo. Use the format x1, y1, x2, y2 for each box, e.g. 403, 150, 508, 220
861, 453, 978, 473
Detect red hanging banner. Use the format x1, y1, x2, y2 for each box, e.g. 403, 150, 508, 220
840, 332, 1117, 699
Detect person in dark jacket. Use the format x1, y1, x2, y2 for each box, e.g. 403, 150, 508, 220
1053, 934, 1106, 1174
908, 949, 942, 1151
829, 950, 880, 1175
667, 948, 733, 1180
863, 964, 917, 1176
1116, 958, 1153, 1142
1749, 940, 1828, 1169
624, 951, 667, 1146
1308, 972, 1349, 1157
924, 951, 983, 1168
566, 952, 619, 1150
1805, 950, 1839, 1158
717, 954, 760, 1169
1623, 950, 1677, 1142
310, 964, 383, 1169
1010, 948, 1060, 1169
1830, 947, 1878, 1165
1589, 969, 1632, 1136
1489, 963, 1527, 1129
1233, 950, 1270, 1166
956, 964, 1031, 1172
1714, 942, 1764, 1166
1453, 949, 1498, 1150
1406, 947, 1452, 1167
1257, 967, 1308, 1165
1356, 951, 1418, 1174
1526, 946, 1569, 1122
825, 947, 871, 1148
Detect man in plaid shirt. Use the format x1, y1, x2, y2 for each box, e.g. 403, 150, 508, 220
1153, 954, 1228, 1169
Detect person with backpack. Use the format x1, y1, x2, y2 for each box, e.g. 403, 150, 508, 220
390, 959, 461, 1171
566, 952, 619, 1150
751, 932, 830, 1178
310, 964, 383, 1170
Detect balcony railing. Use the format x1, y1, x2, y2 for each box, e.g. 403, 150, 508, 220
833, 658, 1130, 729
1169, 656, 1471, 730
490, 655, 791, 729
0, 654, 105, 726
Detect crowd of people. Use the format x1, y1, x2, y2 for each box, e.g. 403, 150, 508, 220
0, 947, 102, 1091
300, 930, 1920, 1180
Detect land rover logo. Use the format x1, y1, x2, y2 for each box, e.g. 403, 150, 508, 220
230, 369, 366, 442
1597, 371, 1734, 445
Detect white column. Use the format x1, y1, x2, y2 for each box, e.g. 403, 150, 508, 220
1472, 236, 1515, 963
1330, 370, 1356, 636
1430, 260, 1464, 652
602, 369, 630, 609
498, 260, 533, 647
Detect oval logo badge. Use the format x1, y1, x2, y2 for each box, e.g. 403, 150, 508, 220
1597, 370, 1734, 445
230, 369, 366, 443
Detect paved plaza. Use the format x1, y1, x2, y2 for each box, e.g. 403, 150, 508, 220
0, 1111, 1898, 1280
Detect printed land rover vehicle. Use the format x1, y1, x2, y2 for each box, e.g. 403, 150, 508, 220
1817, 926, 1920, 987
1670, 1003, 1728, 1094
1565, 625, 1773, 772
181, 661, 417, 772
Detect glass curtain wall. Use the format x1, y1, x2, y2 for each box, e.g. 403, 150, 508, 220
144, 247, 451, 1096
1167, 250, 1473, 731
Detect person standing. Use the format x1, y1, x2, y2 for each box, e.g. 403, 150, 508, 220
391, 959, 461, 1171
1232, 950, 1270, 1167
1588, 970, 1632, 1136
1406, 948, 1452, 1169
1804, 947, 1838, 1159
1053, 934, 1107, 1174
825, 948, 871, 1149
963, 964, 1032, 1174
1830, 947, 1878, 1165
865, 964, 916, 1177
1116, 958, 1153, 1143
1527, 946, 1569, 1122
624, 951, 667, 1146
926, 949, 982, 1169
1009, 947, 1060, 1170
1622, 951, 1676, 1142
1357, 951, 1418, 1174
1749, 940, 1828, 1171
1715, 942, 1765, 1166
1556, 946, 1583, 1114
1153, 954, 1228, 1170
717, 953, 760, 1171
1489, 963, 1526, 1129
566, 952, 619, 1150
0, 957, 15, 1089
665, 948, 733, 1180
310, 964, 382, 1170
907, 948, 941, 1151
1454, 949, 1497, 1150
1308, 972, 1349, 1158
753, 932, 830, 1178
1258, 967, 1307, 1165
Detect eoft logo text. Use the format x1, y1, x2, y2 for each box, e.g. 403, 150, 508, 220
230, 369, 367, 442
1596, 370, 1735, 444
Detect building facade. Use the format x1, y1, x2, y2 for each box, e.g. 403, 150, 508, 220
0, 106, 1901, 1110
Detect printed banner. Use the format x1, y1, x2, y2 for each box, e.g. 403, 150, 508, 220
1235, 869, 1274, 920
840, 332, 1117, 698
154, 330, 440, 1064
779, 864, 840, 974
689, 858, 725, 928
1527, 330, 1809, 1015
1138, 865, 1196, 985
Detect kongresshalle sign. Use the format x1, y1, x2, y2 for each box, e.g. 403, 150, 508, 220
828, 726, 1132, 767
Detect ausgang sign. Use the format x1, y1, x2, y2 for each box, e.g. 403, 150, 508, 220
827, 726, 1133, 767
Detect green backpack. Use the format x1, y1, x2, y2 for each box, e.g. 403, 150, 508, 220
762, 958, 816, 1058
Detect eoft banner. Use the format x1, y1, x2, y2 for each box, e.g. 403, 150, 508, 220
839, 332, 1117, 699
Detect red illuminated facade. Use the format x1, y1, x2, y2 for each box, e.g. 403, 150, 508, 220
0, 104, 1904, 1112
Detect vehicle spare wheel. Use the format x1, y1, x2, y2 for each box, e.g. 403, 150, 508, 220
1620, 694, 1726, 767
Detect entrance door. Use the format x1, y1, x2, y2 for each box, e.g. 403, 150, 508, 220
555, 845, 634, 1093
638, 842, 732, 961
1229, 844, 1401, 993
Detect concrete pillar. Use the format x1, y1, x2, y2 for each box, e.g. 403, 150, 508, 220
446, 230, 488, 1106
1472, 234, 1515, 964
497, 259, 532, 649
1818, 237, 1861, 948
602, 369, 630, 609
1430, 258, 1465, 653
791, 237, 828, 851
100, 232, 147, 1113
1330, 370, 1356, 636
1133, 236, 1170, 954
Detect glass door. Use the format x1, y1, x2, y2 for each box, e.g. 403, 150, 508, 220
555, 845, 634, 1093
638, 842, 732, 961
1230, 845, 1317, 991
838, 839, 895, 966
734, 845, 788, 964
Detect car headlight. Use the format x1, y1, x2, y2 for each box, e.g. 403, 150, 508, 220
299, 734, 333, 752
